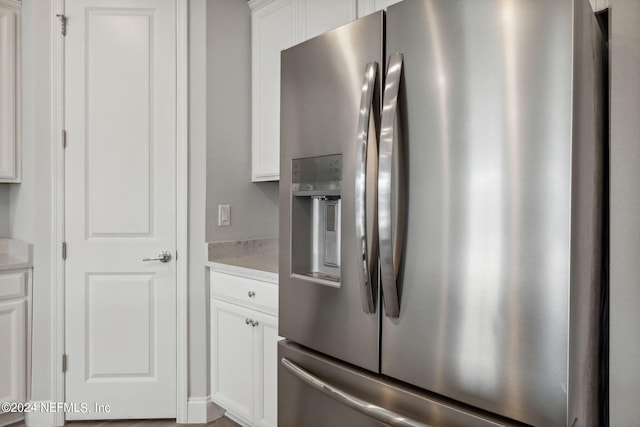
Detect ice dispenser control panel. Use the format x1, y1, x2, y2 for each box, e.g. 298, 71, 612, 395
290, 155, 342, 287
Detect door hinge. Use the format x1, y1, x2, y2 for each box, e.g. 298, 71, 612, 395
61, 130, 67, 148
62, 242, 67, 260
62, 354, 67, 372
56, 14, 67, 36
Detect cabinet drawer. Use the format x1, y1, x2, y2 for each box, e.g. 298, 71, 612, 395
0, 271, 27, 300
211, 271, 278, 314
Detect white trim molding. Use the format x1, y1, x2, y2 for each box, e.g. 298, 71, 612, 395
24, 403, 57, 427
175, 0, 189, 423
187, 397, 225, 424
50, 0, 66, 425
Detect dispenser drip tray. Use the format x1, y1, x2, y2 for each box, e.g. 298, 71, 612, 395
291, 272, 341, 288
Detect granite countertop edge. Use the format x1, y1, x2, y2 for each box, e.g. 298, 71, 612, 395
206, 261, 278, 284
207, 238, 279, 283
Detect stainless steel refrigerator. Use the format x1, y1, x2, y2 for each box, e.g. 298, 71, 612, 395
278, 0, 607, 425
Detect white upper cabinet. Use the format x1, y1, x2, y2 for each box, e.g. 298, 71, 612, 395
297, 0, 356, 41
250, 0, 296, 182
0, 0, 20, 183
357, 0, 403, 17
249, 0, 405, 182
250, 0, 361, 182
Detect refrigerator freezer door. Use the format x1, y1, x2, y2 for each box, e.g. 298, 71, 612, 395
280, 13, 383, 372
382, 0, 583, 425
278, 340, 524, 427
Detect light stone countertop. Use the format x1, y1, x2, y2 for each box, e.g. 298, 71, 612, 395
0, 238, 33, 271
207, 238, 278, 284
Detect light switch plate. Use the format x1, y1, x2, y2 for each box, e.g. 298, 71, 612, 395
218, 204, 230, 226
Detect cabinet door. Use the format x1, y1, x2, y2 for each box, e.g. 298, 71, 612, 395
253, 312, 279, 427
0, 299, 26, 406
0, 3, 20, 182
297, 0, 357, 41
211, 299, 256, 424
357, 0, 403, 17
251, 0, 295, 182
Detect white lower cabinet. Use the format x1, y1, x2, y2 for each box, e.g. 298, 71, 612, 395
0, 299, 26, 403
210, 270, 279, 427
0, 269, 31, 427
254, 312, 278, 427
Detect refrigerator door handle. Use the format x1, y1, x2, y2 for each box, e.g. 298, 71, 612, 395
355, 61, 378, 314
378, 54, 405, 318
281, 357, 431, 427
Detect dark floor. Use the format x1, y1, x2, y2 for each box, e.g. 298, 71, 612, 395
13, 418, 240, 427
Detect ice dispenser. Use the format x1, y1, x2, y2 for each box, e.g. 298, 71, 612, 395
290, 155, 342, 287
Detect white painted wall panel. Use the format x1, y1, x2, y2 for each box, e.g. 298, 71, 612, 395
86, 11, 152, 237
87, 275, 154, 378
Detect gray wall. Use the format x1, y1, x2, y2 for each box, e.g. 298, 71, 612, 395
0, 186, 9, 237
10, 0, 54, 402
205, 0, 279, 242
610, 0, 640, 424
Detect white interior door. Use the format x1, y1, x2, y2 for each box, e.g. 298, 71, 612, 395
64, 0, 177, 419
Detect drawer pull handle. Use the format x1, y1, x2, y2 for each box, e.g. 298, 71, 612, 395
245, 318, 259, 327
248, 291, 256, 298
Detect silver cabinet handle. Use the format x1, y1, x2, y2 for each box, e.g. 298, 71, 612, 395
355, 61, 379, 314
379, 54, 405, 318
252, 320, 259, 327
246, 318, 252, 325
248, 291, 255, 298
281, 357, 430, 427
142, 251, 172, 263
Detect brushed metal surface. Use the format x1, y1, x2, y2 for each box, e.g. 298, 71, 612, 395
280, 13, 384, 372
278, 340, 526, 427
355, 62, 379, 314
381, 0, 604, 426
379, 53, 405, 317
567, 0, 607, 425
281, 357, 431, 427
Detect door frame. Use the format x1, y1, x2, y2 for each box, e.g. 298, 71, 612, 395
50, 0, 189, 424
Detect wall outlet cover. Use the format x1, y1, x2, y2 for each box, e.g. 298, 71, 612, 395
218, 204, 230, 226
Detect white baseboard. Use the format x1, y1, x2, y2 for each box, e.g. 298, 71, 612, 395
19, 398, 221, 426
223, 411, 251, 427
186, 396, 225, 424
23, 402, 60, 427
